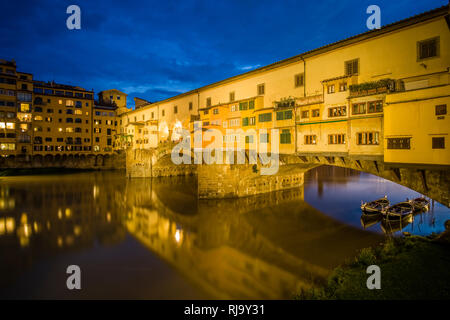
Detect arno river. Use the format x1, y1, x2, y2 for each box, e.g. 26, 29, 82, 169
0, 166, 449, 299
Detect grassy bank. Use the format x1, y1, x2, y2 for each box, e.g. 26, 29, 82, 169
296, 231, 450, 300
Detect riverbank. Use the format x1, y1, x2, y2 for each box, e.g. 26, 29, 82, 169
0, 167, 124, 176
296, 229, 450, 300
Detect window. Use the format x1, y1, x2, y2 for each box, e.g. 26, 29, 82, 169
258, 113, 272, 122
239, 101, 248, 111
189, 102, 193, 110
301, 110, 309, 118
304, 135, 317, 145
328, 134, 346, 144
432, 137, 445, 149
260, 133, 269, 143
242, 117, 249, 126
249, 117, 255, 125
249, 100, 255, 109
229, 118, 240, 127
339, 83, 347, 92
20, 103, 31, 112
435, 104, 447, 115
352, 103, 366, 115
245, 135, 254, 143
206, 97, 211, 107
34, 115, 43, 121
66, 109, 73, 115
213, 108, 219, 115
328, 106, 347, 118
357, 132, 379, 145
66, 118, 73, 123
418, 37, 439, 60
277, 110, 293, 120
203, 110, 209, 115
174, 105, 178, 114
387, 137, 411, 149
203, 121, 210, 126
280, 129, 291, 144
368, 101, 383, 113
345, 59, 359, 76
257, 83, 265, 95
312, 109, 320, 117
295, 73, 304, 87
162, 109, 165, 117
229, 91, 235, 102
75, 101, 82, 108
327, 85, 335, 94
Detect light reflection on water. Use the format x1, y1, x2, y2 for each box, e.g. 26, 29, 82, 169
0, 166, 448, 299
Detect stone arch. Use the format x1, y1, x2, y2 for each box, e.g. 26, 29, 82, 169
43, 154, 54, 167
95, 154, 104, 166
33, 154, 43, 167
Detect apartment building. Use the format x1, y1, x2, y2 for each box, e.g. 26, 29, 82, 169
0, 60, 19, 156
93, 101, 118, 153
31, 81, 94, 154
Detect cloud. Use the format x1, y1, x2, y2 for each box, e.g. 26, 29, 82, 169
238, 64, 262, 71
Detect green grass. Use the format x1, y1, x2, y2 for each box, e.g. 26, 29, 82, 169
296, 234, 450, 300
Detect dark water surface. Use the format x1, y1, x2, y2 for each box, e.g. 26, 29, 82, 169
0, 166, 448, 299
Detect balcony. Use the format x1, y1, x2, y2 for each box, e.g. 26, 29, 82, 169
274, 97, 296, 109
349, 78, 395, 97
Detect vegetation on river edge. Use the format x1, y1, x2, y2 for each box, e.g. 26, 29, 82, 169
296, 230, 450, 300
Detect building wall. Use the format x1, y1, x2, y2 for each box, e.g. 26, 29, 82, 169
0, 60, 19, 156
93, 106, 118, 153
119, 7, 449, 167
32, 86, 94, 155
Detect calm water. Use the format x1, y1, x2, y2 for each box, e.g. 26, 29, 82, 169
0, 166, 449, 299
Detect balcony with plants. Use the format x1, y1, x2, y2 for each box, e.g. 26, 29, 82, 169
349, 78, 395, 97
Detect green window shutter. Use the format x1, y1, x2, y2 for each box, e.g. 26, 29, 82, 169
242, 117, 249, 126
276, 111, 284, 120
285, 110, 292, 119
249, 100, 255, 109
239, 102, 248, 110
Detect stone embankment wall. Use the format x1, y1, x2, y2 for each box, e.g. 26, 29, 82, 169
126, 148, 196, 178
0, 152, 125, 170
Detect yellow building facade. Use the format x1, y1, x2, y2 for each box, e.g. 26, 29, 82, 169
31, 82, 94, 155
120, 5, 449, 166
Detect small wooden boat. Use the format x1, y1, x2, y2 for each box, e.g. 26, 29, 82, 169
361, 196, 389, 216
383, 201, 414, 220
410, 197, 430, 212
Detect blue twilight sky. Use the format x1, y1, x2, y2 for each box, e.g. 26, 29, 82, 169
1, 0, 447, 108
